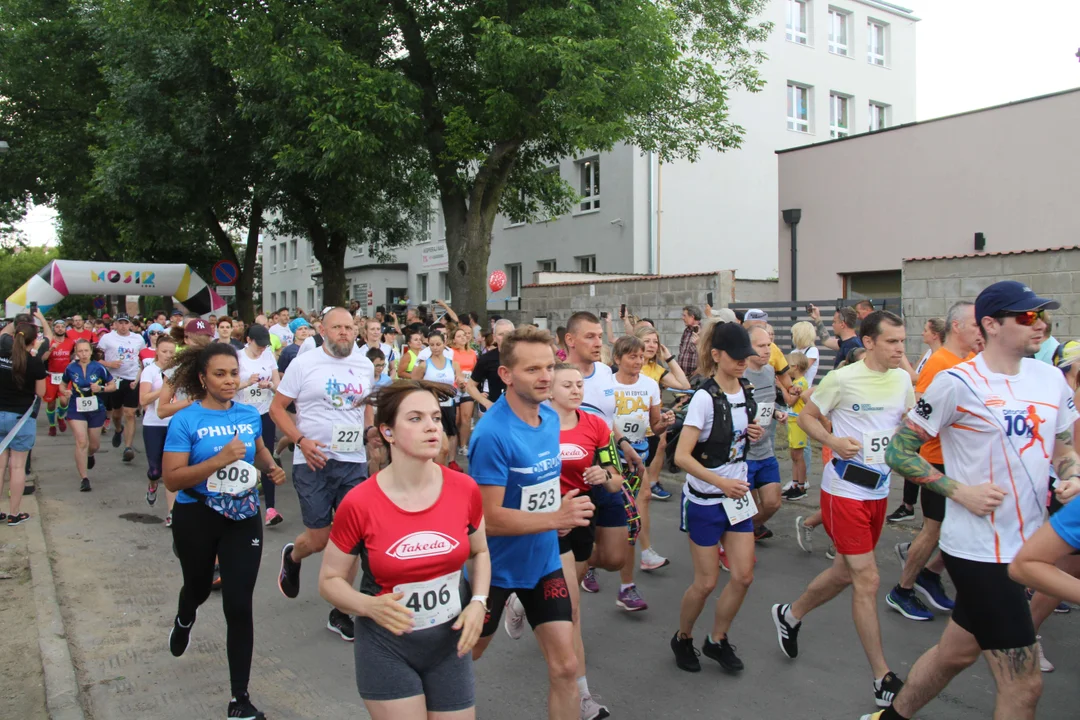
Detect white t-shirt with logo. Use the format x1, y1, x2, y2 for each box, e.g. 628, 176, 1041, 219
682, 387, 750, 505
910, 354, 1078, 563
612, 374, 661, 446
139, 363, 169, 427
277, 346, 376, 464
236, 347, 277, 415
358, 342, 396, 364
97, 331, 147, 381
582, 362, 616, 428
812, 361, 915, 501
269, 323, 294, 346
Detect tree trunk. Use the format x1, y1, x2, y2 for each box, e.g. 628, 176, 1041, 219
311, 230, 350, 308
204, 200, 262, 324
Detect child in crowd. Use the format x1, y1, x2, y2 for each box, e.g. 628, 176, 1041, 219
784, 352, 812, 501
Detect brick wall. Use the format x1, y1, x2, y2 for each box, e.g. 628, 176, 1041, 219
901, 248, 1080, 358
520, 271, 749, 350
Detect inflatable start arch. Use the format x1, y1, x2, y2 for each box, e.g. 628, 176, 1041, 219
5, 260, 227, 318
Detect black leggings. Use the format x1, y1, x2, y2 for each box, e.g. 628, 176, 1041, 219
259, 413, 276, 509
903, 478, 919, 507
172, 501, 263, 697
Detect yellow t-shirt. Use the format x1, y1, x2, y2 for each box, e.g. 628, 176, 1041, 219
769, 343, 789, 376
641, 361, 667, 385
790, 376, 810, 415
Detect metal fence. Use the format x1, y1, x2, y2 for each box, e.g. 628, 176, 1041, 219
728, 298, 901, 379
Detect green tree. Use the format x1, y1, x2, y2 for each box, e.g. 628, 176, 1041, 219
248, 0, 770, 316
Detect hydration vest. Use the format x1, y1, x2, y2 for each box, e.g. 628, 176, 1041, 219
689, 377, 758, 467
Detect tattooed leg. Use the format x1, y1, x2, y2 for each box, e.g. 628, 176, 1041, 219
891, 619, 981, 718
985, 644, 1042, 720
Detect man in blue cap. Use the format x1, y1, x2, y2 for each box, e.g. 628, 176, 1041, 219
866, 281, 1080, 720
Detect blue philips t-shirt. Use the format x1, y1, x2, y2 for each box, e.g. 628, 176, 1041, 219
1050, 499, 1080, 551
468, 396, 562, 588
164, 401, 263, 505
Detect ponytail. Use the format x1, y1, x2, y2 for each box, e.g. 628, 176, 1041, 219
10, 322, 39, 388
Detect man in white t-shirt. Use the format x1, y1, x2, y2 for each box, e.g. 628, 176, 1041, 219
357, 318, 397, 376
269, 307, 376, 641
772, 311, 913, 711
96, 315, 147, 462
564, 311, 650, 611
869, 281, 1080, 720
269, 307, 294, 346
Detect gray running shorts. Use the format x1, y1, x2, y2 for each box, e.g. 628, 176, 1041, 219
291, 458, 367, 529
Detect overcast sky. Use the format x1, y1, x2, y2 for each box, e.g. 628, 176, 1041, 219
14, 0, 1080, 246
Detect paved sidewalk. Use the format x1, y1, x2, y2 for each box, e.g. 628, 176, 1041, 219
27, 417, 1080, 719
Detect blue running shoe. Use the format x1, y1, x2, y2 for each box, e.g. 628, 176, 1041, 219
651, 482, 672, 501
886, 585, 933, 621
914, 570, 955, 612
1054, 601, 1071, 614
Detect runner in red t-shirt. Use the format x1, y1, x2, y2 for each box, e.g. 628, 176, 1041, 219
321, 381, 491, 718
45, 320, 75, 436
65, 314, 96, 345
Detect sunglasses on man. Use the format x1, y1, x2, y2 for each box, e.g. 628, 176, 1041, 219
993, 310, 1048, 327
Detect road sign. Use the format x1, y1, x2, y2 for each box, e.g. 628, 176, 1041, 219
215, 285, 236, 297
212, 260, 239, 286
92, 297, 105, 310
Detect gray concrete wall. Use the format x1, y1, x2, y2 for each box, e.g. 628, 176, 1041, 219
901, 248, 1080, 359
520, 271, 740, 350
778, 88, 1080, 301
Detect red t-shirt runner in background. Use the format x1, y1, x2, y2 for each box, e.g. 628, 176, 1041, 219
46, 337, 76, 374
66, 329, 95, 344
558, 410, 614, 494
329, 466, 483, 597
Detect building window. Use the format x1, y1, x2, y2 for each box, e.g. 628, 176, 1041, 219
843, 270, 901, 299
867, 21, 886, 66
269, 245, 277, 272
270, 292, 277, 310
576, 255, 596, 273
306, 288, 314, 312
578, 158, 600, 212
279, 242, 287, 266
869, 101, 889, 131
786, 0, 808, 45
827, 8, 848, 56
290, 239, 298, 267
539, 259, 557, 273
829, 93, 850, 138
787, 83, 810, 133
439, 271, 450, 302
507, 264, 522, 296
417, 273, 428, 302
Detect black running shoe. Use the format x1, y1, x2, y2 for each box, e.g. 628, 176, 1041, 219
278, 543, 301, 599
87, 454, 95, 470
772, 603, 801, 659
702, 634, 744, 672
169, 614, 195, 657
782, 485, 807, 501
886, 504, 915, 523
211, 565, 222, 592
874, 671, 904, 708
227, 693, 265, 720
754, 525, 774, 542
112, 429, 123, 448
327, 608, 355, 642
670, 631, 701, 672
80, 478, 91, 492
123, 446, 135, 462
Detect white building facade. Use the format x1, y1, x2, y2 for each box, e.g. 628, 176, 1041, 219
263, 0, 917, 314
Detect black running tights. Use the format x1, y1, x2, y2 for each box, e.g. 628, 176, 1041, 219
172, 501, 263, 697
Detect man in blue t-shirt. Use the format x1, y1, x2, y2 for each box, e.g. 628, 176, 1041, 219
809, 305, 864, 368
468, 327, 596, 719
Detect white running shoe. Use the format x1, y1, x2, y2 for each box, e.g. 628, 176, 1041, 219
640, 547, 670, 571
503, 594, 526, 640
895, 541, 911, 566
458, 445, 469, 456
1037, 636, 1054, 672
580, 693, 610, 720
795, 516, 814, 553
825, 544, 836, 560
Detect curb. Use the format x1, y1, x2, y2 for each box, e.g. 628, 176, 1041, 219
23, 492, 87, 720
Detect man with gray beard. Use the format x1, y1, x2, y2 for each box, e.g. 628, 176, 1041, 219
269, 307, 377, 640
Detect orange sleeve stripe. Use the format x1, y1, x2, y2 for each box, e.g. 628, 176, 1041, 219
998, 435, 1025, 543
949, 423, 984, 432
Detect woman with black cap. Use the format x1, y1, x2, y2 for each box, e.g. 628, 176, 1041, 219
670, 321, 763, 674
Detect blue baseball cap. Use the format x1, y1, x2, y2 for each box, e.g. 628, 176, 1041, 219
975, 281, 1060, 323
147, 323, 166, 333
288, 318, 312, 334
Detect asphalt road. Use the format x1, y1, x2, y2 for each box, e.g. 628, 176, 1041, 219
27, 421, 1080, 719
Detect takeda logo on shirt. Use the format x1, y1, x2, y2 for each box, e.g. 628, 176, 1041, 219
386, 531, 460, 560
560, 443, 588, 462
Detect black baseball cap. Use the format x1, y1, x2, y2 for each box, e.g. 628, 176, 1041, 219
115, 315, 131, 323
708, 322, 756, 360
170, 309, 183, 317
246, 324, 271, 347
975, 281, 1059, 323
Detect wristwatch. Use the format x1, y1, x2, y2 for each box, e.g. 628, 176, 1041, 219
470, 595, 489, 611
617, 437, 632, 448
665, 355, 675, 364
